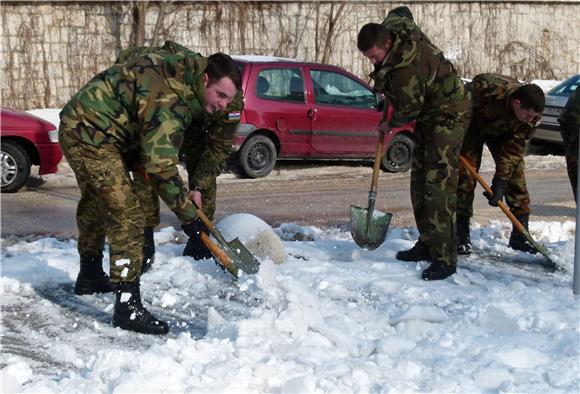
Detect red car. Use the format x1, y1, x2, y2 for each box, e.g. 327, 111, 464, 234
232, 56, 415, 178
0, 108, 63, 192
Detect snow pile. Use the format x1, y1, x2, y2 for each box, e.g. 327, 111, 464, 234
1, 221, 578, 393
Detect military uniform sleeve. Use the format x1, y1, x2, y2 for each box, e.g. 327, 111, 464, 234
490, 126, 530, 184
138, 91, 197, 223
382, 66, 425, 127
185, 93, 243, 190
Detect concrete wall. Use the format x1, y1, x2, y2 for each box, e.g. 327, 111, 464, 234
2, 1, 579, 109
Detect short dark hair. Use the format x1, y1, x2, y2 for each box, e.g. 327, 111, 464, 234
206, 53, 242, 90
388, 6, 414, 21
512, 84, 545, 113
357, 23, 390, 52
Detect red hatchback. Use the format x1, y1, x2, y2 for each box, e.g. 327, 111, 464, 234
0, 108, 63, 192
232, 56, 415, 178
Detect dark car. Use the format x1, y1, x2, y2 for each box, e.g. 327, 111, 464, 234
532, 74, 580, 144
231, 56, 415, 178
0, 107, 63, 192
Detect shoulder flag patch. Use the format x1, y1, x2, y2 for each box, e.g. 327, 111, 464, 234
227, 111, 241, 121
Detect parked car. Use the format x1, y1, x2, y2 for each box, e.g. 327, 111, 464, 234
0, 107, 62, 192
231, 56, 415, 178
532, 74, 580, 145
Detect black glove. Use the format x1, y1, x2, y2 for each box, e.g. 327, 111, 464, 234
483, 179, 508, 207
182, 218, 207, 237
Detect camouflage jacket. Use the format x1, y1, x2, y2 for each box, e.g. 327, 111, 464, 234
370, 12, 469, 127
558, 88, 580, 126
117, 41, 243, 192
469, 73, 536, 182
59, 44, 237, 223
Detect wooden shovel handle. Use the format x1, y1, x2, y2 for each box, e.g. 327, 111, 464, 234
370, 108, 389, 193
459, 155, 526, 234
199, 232, 238, 277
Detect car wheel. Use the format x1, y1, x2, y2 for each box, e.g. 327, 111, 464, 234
381, 134, 413, 173
239, 135, 277, 178
1, 140, 31, 193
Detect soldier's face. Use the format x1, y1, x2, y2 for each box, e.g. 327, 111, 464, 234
512, 99, 542, 125
203, 75, 237, 113
361, 39, 392, 66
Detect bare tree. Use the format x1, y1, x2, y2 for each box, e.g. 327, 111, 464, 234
314, 1, 350, 64
132, 1, 148, 46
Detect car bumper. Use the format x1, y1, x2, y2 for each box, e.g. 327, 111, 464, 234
233, 123, 256, 151
37, 143, 63, 175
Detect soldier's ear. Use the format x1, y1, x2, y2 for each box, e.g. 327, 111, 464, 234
202, 73, 209, 87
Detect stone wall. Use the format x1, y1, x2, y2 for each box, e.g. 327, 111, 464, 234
1, 1, 579, 109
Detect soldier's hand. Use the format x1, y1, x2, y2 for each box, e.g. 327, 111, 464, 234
483, 180, 508, 207
188, 186, 203, 209
182, 217, 207, 237
378, 120, 391, 135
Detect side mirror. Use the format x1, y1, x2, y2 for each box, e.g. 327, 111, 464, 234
376, 95, 386, 112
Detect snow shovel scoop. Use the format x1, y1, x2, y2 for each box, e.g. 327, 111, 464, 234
459, 155, 556, 266
350, 122, 393, 250
195, 206, 261, 277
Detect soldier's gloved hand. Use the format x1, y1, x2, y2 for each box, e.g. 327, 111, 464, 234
182, 217, 207, 237
483, 180, 508, 207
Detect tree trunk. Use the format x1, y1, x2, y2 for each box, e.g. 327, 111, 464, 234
133, 1, 148, 46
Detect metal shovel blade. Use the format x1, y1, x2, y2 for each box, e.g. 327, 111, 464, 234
350, 205, 392, 250
222, 237, 261, 275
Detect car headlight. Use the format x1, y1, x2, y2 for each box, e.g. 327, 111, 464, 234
48, 129, 59, 143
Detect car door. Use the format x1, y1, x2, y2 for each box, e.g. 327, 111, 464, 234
245, 64, 313, 157
307, 67, 382, 156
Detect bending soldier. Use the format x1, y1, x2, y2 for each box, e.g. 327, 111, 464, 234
59, 47, 241, 335
558, 88, 579, 202
456, 74, 545, 255
116, 41, 243, 273
357, 6, 471, 280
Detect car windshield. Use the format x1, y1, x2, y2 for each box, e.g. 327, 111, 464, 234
548, 75, 580, 97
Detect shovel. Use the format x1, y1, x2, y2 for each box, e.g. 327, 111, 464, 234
194, 205, 261, 276
458, 155, 555, 265
350, 117, 393, 250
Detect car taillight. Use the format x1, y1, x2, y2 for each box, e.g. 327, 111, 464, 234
48, 128, 59, 143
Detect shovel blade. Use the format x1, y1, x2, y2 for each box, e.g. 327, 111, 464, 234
350, 205, 392, 250
223, 237, 261, 275
522, 230, 558, 268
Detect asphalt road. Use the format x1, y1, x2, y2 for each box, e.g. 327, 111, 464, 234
1, 157, 576, 240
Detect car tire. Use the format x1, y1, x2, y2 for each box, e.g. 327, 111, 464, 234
239, 135, 277, 178
381, 134, 413, 173
1, 140, 31, 193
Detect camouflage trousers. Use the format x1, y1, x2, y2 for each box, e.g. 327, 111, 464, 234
133, 170, 217, 226
61, 136, 145, 283
457, 129, 530, 218
559, 122, 579, 202
410, 112, 469, 267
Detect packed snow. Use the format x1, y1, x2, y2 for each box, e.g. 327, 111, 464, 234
1, 219, 579, 393
2, 82, 578, 393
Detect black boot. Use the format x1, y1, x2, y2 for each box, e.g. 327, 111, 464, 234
74, 255, 115, 295
141, 226, 155, 274
421, 260, 456, 281
396, 240, 431, 262
457, 215, 472, 255
183, 233, 213, 260
112, 281, 169, 335
508, 214, 538, 254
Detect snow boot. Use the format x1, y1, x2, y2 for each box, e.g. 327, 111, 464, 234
74, 255, 115, 295
457, 215, 472, 255
508, 214, 538, 254
421, 260, 456, 281
183, 233, 213, 260
112, 280, 169, 335
141, 226, 155, 274
396, 240, 431, 262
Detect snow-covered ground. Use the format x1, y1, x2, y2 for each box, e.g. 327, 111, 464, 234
2, 82, 578, 393
1, 221, 578, 393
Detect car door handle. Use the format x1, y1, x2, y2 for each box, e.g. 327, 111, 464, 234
307, 108, 318, 120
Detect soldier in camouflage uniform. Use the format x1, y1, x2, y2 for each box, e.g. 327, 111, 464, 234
357, 6, 471, 280
115, 42, 243, 272
456, 74, 545, 255
59, 47, 241, 335
558, 89, 580, 202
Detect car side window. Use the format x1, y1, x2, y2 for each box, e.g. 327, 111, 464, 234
310, 70, 376, 109
255, 68, 304, 103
